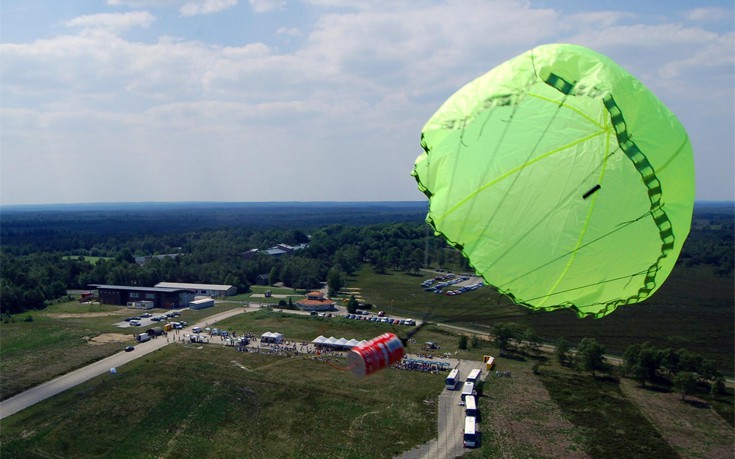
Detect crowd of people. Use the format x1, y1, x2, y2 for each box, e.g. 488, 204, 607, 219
392, 357, 450, 374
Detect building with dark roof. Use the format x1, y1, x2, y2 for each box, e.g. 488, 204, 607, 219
87, 284, 195, 309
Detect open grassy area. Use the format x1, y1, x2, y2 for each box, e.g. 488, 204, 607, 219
0, 301, 241, 400
353, 265, 735, 375
2, 306, 733, 458
537, 368, 678, 457
1, 340, 444, 458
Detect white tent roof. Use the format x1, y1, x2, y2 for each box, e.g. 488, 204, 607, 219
335, 338, 349, 346
346, 338, 360, 347
312, 336, 327, 344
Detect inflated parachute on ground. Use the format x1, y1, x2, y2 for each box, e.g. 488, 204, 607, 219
412, 44, 695, 318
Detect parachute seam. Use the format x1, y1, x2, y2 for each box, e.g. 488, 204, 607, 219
595, 94, 674, 316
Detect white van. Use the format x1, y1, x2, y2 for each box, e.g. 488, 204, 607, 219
461, 381, 475, 401
465, 395, 478, 417
463, 415, 478, 448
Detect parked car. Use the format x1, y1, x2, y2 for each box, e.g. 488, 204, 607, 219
124, 346, 135, 352
129, 320, 141, 326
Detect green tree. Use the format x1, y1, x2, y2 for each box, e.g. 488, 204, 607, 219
470, 335, 480, 349
521, 327, 541, 355
576, 337, 607, 378
268, 266, 278, 286
458, 335, 469, 350
346, 295, 358, 314
711, 376, 726, 398
555, 337, 572, 367
327, 267, 344, 296
623, 342, 661, 387
673, 371, 699, 401
492, 323, 516, 354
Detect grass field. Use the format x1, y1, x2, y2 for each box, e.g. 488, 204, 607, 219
0, 301, 241, 401
2, 307, 733, 458
1, 339, 443, 458
353, 264, 735, 375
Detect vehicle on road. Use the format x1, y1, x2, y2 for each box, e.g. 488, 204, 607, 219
461, 381, 475, 401
467, 368, 482, 385
124, 346, 135, 352
463, 415, 478, 448
445, 368, 460, 390
465, 395, 478, 417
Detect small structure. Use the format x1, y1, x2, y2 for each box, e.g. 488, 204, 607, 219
127, 301, 154, 310
296, 292, 336, 312
189, 298, 215, 310
260, 331, 283, 344
483, 355, 495, 370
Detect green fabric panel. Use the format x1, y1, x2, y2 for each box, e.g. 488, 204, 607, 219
412, 44, 695, 318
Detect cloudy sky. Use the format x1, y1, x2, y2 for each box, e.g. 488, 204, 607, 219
1, 0, 733, 205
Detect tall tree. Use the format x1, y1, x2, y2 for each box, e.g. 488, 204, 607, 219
576, 337, 607, 378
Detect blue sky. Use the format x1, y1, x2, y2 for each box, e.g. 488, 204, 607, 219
1, 0, 733, 205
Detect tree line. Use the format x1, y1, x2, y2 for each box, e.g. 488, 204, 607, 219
476, 322, 726, 402
1, 222, 455, 314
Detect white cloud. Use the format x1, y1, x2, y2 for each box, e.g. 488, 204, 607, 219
683, 7, 732, 22
64, 11, 155, 34
249, 0, 285, 13
1, 0, 733, 204
276, 27, 301, 37
180, 0, 238, 16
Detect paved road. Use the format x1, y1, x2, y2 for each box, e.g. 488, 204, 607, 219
0, 307, 247, 420
396, 359, 482, 459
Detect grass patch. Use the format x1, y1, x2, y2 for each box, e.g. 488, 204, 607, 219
537, 366, 679, 458
1, 344, 443, 458
0, 301, 242, 400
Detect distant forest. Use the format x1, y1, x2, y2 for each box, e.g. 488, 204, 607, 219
0, 201, 732, 315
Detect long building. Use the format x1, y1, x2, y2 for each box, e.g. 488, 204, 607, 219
154, 282, 237, 297
88, 284, 195, 309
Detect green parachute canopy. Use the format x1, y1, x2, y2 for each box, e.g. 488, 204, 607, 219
412, 44, 695, 318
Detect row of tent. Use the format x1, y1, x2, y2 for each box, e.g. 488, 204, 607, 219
312, 335, 367, 350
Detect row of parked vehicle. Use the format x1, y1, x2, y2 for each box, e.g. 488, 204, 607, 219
344, 314, 416, 326
125, 310, 182, 326
421, 273, 485, 296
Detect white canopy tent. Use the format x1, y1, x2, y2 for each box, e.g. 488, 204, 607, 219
311, 336, 365, 350
261, 331, 283, 344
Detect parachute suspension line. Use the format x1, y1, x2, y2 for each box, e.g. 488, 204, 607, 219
501, 207, 652, 288
522, 269, 649, 305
